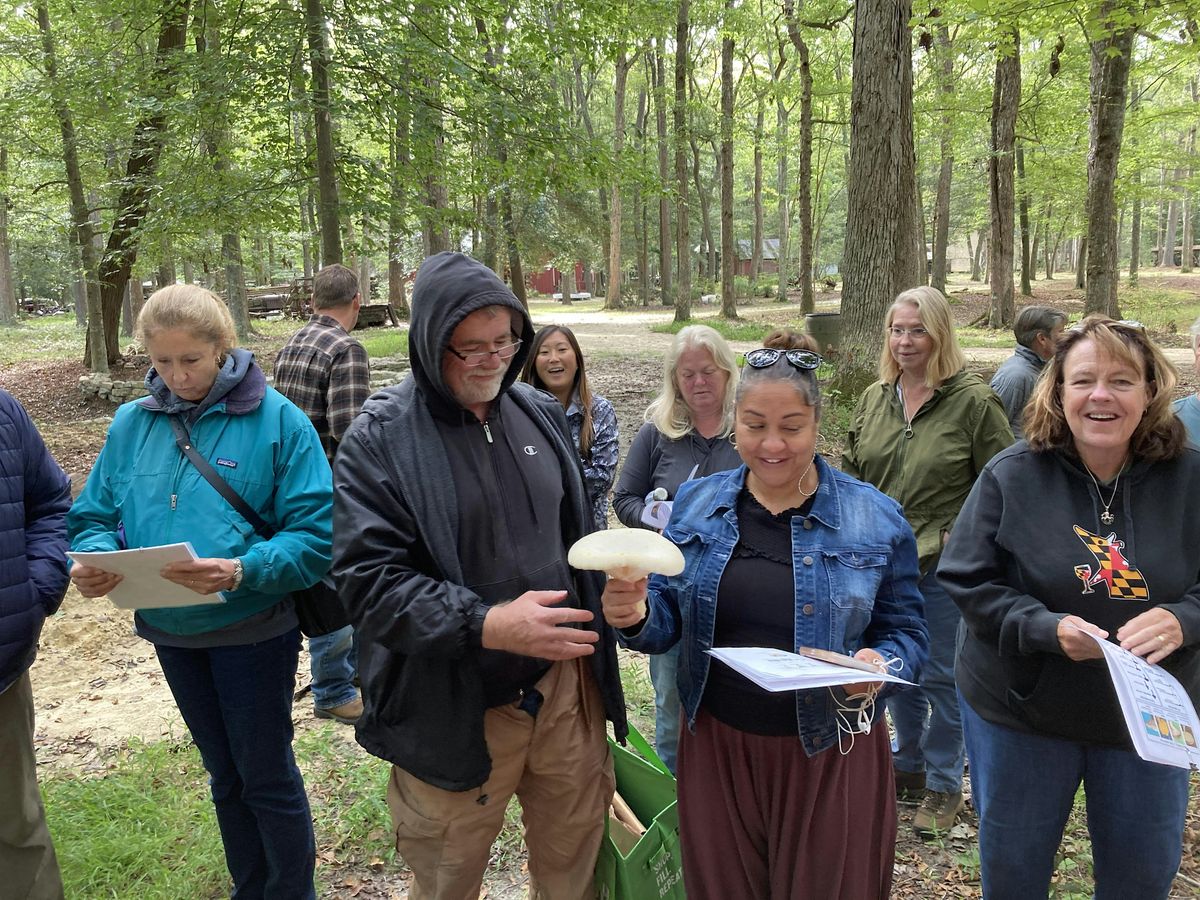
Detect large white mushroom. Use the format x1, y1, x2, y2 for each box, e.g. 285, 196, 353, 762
569, 529, 685, 621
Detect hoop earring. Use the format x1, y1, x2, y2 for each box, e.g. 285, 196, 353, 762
728, 432, 737, 448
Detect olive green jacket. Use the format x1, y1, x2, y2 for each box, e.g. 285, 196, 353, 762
841, 371, 1013, 576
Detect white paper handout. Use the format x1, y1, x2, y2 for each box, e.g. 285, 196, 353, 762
1078, 631, 1200, 771
68, 542, 227, 610
707, 646, 913, 692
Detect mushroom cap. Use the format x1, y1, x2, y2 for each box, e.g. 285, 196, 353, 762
568, 528, 686, 581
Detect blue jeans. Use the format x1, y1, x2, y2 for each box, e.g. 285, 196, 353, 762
156, 629, 316, 900
961, 694, 1188, 899
649, 644, 682, 774
887, 571, 963, 793
308, 625, 358, 710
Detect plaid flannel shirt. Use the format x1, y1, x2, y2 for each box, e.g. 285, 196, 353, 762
274, 314, 371, 460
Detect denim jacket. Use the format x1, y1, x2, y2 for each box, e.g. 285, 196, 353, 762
623, 456, 928, 757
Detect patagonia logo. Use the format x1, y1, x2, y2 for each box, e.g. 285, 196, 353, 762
216, 458, 238, 469
523, 445, 539, 456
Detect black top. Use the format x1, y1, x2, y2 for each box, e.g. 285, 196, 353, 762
437, 394, 574, 705
939, 442, 1200, 748
703, 488, 815, 736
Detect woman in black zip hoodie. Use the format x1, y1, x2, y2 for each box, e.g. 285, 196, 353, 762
939, 316, 1199, 900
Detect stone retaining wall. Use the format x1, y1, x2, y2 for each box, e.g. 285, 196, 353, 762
79, 374, 149, 404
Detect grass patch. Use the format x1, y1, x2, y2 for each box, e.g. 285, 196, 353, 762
650, 319, 769, 342
358, 328, 409, 360
0, 316, 85, 366
1117, 285, 1200, 333
956, 327, 1018, 350
44, 738, 228, 899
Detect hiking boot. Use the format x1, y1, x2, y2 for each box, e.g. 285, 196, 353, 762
894, 768, 926, 802
913, 790, 964, 840
314, 697, 363, 726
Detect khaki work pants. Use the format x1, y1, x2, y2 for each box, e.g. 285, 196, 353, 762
387, 658, 615, 900
0, 671, 65, 900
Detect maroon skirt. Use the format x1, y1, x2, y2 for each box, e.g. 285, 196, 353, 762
676, 708, 896, 900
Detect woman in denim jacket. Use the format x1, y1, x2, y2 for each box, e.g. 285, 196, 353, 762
603, 348, 928, 900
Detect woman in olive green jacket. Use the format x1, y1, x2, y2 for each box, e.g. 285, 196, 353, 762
842, 286, 1012, 840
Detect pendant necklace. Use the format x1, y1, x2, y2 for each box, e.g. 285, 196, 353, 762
1084, 458, 1127, 527
898, 381, 929, 440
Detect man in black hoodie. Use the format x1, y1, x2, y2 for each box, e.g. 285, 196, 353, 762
333, 252, 626, 899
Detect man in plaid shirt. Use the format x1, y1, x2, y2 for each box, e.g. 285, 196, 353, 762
275, 263, 371, 724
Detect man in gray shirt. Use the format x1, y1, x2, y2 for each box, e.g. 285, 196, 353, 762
990, 306, 1066, 440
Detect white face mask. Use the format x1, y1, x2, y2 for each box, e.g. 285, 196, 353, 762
830, 657, 905, 756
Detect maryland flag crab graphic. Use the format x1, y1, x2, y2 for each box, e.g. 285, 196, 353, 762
1072, 525, 1150, 601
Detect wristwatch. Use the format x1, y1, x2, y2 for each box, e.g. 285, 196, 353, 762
230, 558, 244, 591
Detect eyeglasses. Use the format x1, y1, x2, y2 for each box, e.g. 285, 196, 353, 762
743, 348, 823, 370
888, 326, 929, 339
446, 338, 523, 367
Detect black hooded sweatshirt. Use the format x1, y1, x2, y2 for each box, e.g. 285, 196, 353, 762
332, 252, 627, 791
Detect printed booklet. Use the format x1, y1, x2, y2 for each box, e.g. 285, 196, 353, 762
707, 646, 912, 692
1081, 632, 1200, 771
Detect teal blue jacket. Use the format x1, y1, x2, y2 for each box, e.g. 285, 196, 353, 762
69, 380, 332, 635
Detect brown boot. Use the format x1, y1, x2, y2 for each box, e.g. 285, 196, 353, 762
314, 696, 363, 725
913, 790, 964, 840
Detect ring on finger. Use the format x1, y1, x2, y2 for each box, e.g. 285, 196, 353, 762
1157, 633, 1166, 646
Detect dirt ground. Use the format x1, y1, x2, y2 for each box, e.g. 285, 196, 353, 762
7, 280, 1200, 897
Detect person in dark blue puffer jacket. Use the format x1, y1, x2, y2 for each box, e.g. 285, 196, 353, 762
0, 387, 71, 900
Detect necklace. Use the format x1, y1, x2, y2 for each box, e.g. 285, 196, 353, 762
898, 381, 930, 440
797, 455, 819, 497
1084, 458, 1127, 526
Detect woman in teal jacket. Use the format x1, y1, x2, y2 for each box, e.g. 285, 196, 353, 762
69, 285, 332, 900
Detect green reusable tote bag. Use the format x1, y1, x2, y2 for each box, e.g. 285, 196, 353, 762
594, 727, 686, 900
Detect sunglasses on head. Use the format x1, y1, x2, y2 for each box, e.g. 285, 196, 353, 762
743, 348, 823, 370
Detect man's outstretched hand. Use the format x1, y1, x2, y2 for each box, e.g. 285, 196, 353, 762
481, 590, 598, 659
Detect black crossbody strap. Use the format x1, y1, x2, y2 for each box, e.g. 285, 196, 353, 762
167, 415, 275, 539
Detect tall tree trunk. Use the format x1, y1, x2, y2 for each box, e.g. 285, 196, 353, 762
691, 137, 715, 286
37, 0, 106, 370
673, 4, 692, 321
606, 49, 633, 310
70, 234, 87, 327
388, 100, 411, 317
1129, 181, 1142, 285
1016, 143, 1033, 296
654, 45, 672, 307
840, 0, 922, 381
719, 1, 737, 319
1163, 198, 1181, 266
930, 23, 954, 293
131, 273, 146, 323
1181, 80, 1197, 274
93, 0, 192, 363
306, 0, 342, 264
359, 215, 371, 295
750, 102, 764, 287
635, 85, 650, 306
988, 28, 1019, 329
222, 232, 250, 338
775, 86, 790, 302
289, 66, 316, 277
1075, 235, 1088, 291
1083, 4, 1134, 316
0, 143, 16, 325
195, 5, 251, 340
121, 282, 134, 338
784, 13, 815, 314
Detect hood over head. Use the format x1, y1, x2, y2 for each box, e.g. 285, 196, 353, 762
408, 252, 534, 417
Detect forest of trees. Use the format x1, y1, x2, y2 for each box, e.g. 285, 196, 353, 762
0, 0, 1197, 379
